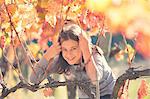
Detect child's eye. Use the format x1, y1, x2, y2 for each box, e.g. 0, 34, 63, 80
62, 48, 67, 52
71, 47, 78, 51
72, 47, 77, 50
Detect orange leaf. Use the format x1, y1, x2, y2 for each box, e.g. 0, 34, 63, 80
16, 0, 24, 3
43, 88, 53, 97
0, 36, 5, 48
62, 0, 74, 6
7, 4, 17, 15
0, 10, 9, 23
118, 80, 129, 99
47, 0, 62, 16
36, 5, 47, 20
0, 0, 4, 6
41, 21, 54, 38
115, 50, 124, 61
138, 80, 149, 99
39, 38, 49, 50
135, 33, 150, 58
39, 0, 49, 8
52, 13, 64, 42
125, 44, 135, 64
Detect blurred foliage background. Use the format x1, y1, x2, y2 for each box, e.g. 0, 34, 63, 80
0, 0, 150, 99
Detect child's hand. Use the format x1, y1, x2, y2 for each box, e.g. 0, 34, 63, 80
79, 33, 92, 64
79, 33, 89, 53
45, 42, 61, 60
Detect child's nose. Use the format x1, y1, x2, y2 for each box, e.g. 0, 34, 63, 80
66, 51, 74, 59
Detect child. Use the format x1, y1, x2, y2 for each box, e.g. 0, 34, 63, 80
30, 21, 116, 99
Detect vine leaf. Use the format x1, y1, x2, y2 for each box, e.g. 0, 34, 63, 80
137, 79, 149, 99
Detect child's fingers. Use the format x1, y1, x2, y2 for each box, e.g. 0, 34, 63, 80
56, 45, 61, 52
53, 42, 60, 46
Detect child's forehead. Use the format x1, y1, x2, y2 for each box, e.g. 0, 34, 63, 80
61, 39, 79, 47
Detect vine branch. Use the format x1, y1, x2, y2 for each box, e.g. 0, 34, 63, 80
0, 67, 150, 99
4, 2, 37, 77
0, 79, 94, 99
112, 67, 150, 99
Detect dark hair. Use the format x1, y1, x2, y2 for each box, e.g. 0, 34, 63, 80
55, 22, 91, 74
56, 28, 79, 74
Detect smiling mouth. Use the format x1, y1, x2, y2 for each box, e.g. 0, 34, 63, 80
67, 57, 75, 61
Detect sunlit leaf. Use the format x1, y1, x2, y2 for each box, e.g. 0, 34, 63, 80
38, 38, 49, 50
138, 0, 150, 11
118, 80, 129, 99
46, 0, 62, 16
86, 0, 111, 12
16, 0, 25, 3
138, 80, 149, 99
115, 50, 125, 61
0, 0, 4, 6
5, 37, 11, 45
36, 5, 47, 21
41, 21, 54, 37
43, 88, 54, 97
39, 0, 49, 8
62, 0, 74, 6
28, 43, 40, 58
0, 9, 9, 23
135, 33, 150, 58
0, 36, 5, 48
52, 14, 64, 42
7, 4, 17, 15
125, 44, 135, 63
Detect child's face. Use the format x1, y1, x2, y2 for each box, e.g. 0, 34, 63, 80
61, 39, 82, 65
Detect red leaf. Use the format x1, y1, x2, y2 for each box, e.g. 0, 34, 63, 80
52, 13, 64, 42
0, 0, 4, 6
43, 88, 53, 97
0, 36, 5, 48
7, 4, 17, 15
135, 33, 150, 58
36, 5, 47, 20
118, 80, 129, 99
138, 80, 149, 99
41, 21, 54, 38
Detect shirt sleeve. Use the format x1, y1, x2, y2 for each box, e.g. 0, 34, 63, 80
30, 56, 59, 84
93, 52, 104, 80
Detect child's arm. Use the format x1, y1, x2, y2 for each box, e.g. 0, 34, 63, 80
30, 42, 61, 84
79, 34, 97, 85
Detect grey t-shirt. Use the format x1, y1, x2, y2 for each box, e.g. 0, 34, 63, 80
30, 52, 116, 98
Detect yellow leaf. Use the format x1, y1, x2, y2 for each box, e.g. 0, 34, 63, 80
115, 50, 124, 61
0, 10, 9, 23
16, 0, 24, 3
86, 0, 111, 12
125, 44, 135, 62
7, 4, 17, 15
138, 0, 150, 11
12, 13, 19, 24
36, 5, 47, 20
39, 0, 49, 8
0, 0, 4, 6
1, 22, 10, 31
5, 37, 11, 45
28, 43, 40, 58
